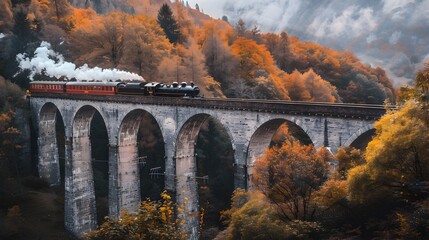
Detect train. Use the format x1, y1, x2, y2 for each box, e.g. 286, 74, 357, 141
29, 80, 200, 97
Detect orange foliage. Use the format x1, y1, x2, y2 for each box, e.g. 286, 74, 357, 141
282, 69, 338, 102
253, 141, 328, 221
231, 37, 275, 80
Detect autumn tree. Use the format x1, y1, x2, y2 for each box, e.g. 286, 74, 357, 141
28, 0, 72, 24
198, 21, 238, 92
157, 3, 180, 44
174, 0, 192, 43
335, 147, 364, 180
348, 100, 429, 206
85, 192, 186, 240
400, 62, 429, 105
231, 37, 275, 80
157, 43, 223, 97
70, 10, 174, 79
0, 0, 14, 33
0, 76, 23, 186
221, 190, 323, 240
253, 140, 329, 221
123, 15, 171, 80
70, 11, 127, 67
263, 32, 293, 71
282, 70, 311, 101
282, 69, 338, 102
235, 19, 246, 38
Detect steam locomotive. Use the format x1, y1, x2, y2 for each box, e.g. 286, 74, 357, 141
29, 81, 200, 97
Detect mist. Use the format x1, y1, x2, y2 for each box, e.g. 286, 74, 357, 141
16, 41, 144, 82
189, 0, 429, 86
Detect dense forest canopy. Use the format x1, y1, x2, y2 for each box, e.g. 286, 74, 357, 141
0, 0, 396, 103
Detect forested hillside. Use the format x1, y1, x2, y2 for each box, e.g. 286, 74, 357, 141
0, 0, 395, 103
3, 1, 429, 239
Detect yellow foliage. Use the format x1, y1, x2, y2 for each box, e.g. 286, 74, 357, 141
86, 191, 186, 240
314, 179, 348, 207
366, 101, 429, 181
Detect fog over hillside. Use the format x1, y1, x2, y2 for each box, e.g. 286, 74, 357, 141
188, 0, 429, 86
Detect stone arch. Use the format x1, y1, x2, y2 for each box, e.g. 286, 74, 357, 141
175, 113, 211, 237
344, 125, 376, 150
116, 109, 165, 213
67, 105, 108, 234
246, 118, 312, 189
38, 102, 64, 186
343, 124, 375, 147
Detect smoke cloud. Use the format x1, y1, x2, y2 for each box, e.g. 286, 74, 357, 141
16, 41, 145, 82
0, 33, 5, 39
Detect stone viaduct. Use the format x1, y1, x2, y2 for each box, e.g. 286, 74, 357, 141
29, 93, 387, 238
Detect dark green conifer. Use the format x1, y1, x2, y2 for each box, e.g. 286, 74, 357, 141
156, 3, 180, 44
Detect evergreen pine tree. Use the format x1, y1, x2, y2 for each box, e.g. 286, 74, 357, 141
157, 3, 180, 44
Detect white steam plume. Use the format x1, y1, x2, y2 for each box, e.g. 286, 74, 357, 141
16, 41, 144, 82
0, 33, 5, 39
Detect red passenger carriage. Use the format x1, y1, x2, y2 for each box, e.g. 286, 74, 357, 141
65, 82, 120, 95
29, 81, 66, 93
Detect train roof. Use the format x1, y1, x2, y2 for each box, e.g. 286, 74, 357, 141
30, 81, 67, 85
66, 81, 122, 86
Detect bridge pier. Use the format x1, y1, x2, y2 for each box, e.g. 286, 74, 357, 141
164, 139, 176, 192
64, 136, 74, 233
233, 143, 248, 190
175, 114, 210, 240
108, 144, 120, 218
117, 143, 141, 213
38, 106, 60, 186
